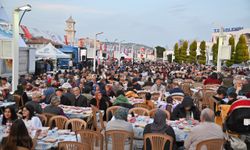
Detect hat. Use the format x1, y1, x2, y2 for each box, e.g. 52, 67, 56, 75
61, 82, 72, 89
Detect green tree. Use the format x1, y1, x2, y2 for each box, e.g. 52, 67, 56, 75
212, 38, 219, 65
174, 43, 180, 63
199, 41, 206, 65
226, 36, 235, 66
235, 35, 249, 64
189, 40, 197, 63
180, 41, 188, 63
155, 46, 166, 58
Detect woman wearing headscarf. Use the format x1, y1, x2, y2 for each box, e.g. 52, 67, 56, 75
106, 107, 133, 132
143, 109, 177, 150
171, 96, 200, 121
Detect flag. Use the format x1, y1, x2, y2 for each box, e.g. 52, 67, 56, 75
20, 25, 32, 39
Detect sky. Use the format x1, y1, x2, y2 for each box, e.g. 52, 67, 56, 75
2, 0, 250, 48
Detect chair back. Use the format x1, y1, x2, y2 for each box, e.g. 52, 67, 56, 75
137, 91, 147, 99
196, 139, 224, 150
149, 108, 170, 120
106, 106, 120, 122
202, 90, 217, 109
105, 130, 134, 150
65, 119, 87, 131
13, 94, 24, 108
143, 133, 173, 150
17, 146, 29, 150
37, 114, 47, 126
133, 103, 151, 110
43, 113, 55, 126
151, 92, 161, 101
91, 106, 105, 132
171, 95, 184, 102
58, 141, 90, 150
181, 82, 193, 96
128, 107, 149, 116
76, 130, 104, 150
49, 115, 68, 129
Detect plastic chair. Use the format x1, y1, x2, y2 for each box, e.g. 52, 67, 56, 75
133, 103, 151, 110
196, 139, 224, 150
143, 133, 173, 150
149, 108, 170, 120
65, 119, 87, 131
128, 107, 149, 116
105, 130, 134, 150
91, 105, 105, 132
49, 115, 68, 129
171, 95, 184, 102
76, 130, 104, 150
106, 106, 120, 122
13, 94, 24, 108
37, 114, 47, 126
43, 113, 55, 126
58, 141, 90, 150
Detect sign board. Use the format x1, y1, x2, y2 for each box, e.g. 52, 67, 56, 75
28, 48, 36, 73
220, 45, 231, 60
0, 40, 12, 59
213, 27, 243, 33
87, 48, 95, 59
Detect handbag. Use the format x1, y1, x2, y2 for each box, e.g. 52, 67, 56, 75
225, 132, 247, 150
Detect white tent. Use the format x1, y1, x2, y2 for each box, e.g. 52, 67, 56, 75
36, 43, 70, 59
120, 52, 131, 59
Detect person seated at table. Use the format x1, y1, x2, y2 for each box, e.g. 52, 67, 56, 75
184, 108, 224, 150
90, 92, 111, 120
144, 93, 154, 109
171, 96, 200, 121
203, 72, 221, 85
0, 88, 14, 102
150, 78, 166, 93
143, 109, 177, 150
25, 91, 43, 114
14, 84, 30, 105
227, 92, 238, 105
22, 105, 42, 129
227, 79, 244, 96
169, 82, 184, 96
1, 106, 18, 125
72, 87, 88, 107
0, 77, 11, 91
113, 90, 130, 106
106, 107, 133, 132
104, 84, 116, 98
55, 88, 71, 106
212, 86, 228, 104
132, 78, 142, 91
82, 86, 93, 105
1, 119, 41, 150
43, 96, 66, 116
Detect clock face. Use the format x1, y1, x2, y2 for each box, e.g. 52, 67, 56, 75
68, 24, 72, 29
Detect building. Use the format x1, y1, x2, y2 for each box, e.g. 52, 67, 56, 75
212, 27, 250, 55
65, 16, 76, 46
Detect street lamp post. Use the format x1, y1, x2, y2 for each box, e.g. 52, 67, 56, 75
118, 40, 125, 66
12, 4, 31, 92
217, 27, 224, 72
93, 32, 103, 72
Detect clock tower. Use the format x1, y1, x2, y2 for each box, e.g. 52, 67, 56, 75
65, 16, 76, 45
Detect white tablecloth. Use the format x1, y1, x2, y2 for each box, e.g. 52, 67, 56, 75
0, 102, 15, 108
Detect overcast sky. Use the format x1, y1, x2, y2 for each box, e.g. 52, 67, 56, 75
2, 0, 250, 48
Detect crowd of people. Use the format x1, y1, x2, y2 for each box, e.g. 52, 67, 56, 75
0, 61, 250, 150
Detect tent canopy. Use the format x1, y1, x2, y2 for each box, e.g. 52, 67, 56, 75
36, 43, 70, 59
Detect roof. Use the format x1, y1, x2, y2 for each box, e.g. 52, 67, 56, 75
26, 37, 62, 46
66, 16, 75, 23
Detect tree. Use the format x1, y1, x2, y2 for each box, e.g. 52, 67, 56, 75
189, 40, 197, 63
174, 43, 180, 63
212, 38, 219, 65
235, 35, 249, 64
226, 36, 235, 66
155, 46, 166, 58
199, 41, 206, 65
180, 41, 188, 63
